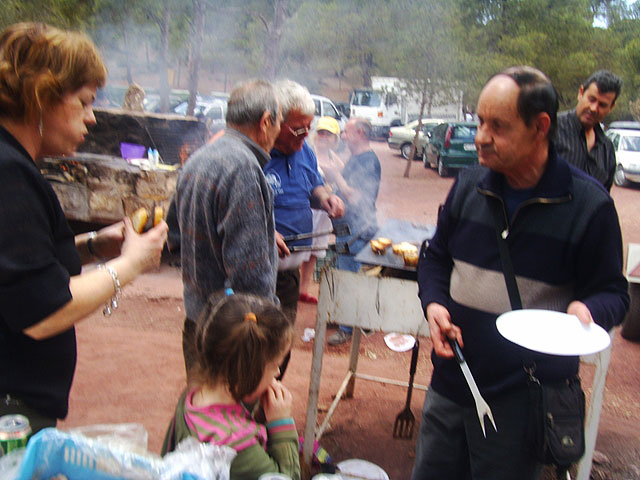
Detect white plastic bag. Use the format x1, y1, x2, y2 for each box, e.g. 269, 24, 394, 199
161, 437, 236, 480
15, 427, 235, 480
0, 447, 25, 480
68, 422, 148, 455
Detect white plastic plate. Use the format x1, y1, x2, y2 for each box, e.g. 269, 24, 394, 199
496, 309, 611, 356
383, 333, 416, 352
337, 459, 389, 480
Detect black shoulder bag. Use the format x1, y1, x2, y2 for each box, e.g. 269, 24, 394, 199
490, 200, 585, 477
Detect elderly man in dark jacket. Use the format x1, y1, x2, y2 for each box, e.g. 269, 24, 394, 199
412, 66, 628, 480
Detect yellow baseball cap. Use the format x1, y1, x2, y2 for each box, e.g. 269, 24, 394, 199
316, 116, 340, 135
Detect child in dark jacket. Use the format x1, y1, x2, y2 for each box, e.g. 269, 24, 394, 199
162, 290, 299, 480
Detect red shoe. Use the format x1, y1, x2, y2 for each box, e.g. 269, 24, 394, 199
299, 293, 318, 304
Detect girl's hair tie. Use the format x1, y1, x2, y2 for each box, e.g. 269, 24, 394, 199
244, 312, 257, 323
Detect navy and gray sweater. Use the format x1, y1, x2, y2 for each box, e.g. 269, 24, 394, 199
175, 129, 279, 322
418, 147, 629, 406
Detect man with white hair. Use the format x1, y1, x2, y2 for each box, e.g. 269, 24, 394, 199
264, 80, 344, 337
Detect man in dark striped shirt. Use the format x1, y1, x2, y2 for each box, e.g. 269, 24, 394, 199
555, 70, 622, 191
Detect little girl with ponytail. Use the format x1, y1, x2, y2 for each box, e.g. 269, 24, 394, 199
162, 290, 299, 480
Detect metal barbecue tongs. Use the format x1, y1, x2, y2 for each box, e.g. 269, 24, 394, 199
283, 224, 351, 254
448, 338, 497, 437
282, 223, 350, 243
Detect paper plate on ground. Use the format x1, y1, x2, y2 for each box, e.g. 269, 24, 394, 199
496, 309, 611, 356
383, 332, 416, 352
337, 459, 389, 480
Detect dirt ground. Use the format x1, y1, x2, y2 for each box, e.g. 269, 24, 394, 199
58, 142, 640, 479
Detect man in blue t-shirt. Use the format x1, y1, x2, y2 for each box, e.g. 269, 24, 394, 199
265, 80, 344, 337
321, 117, 381, 345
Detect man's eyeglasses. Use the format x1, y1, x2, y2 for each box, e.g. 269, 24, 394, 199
286, 125, 309, 137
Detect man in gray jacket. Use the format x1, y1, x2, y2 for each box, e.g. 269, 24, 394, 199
172, 79, 282, 378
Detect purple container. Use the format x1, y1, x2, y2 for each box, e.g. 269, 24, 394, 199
120, 142, 146, 159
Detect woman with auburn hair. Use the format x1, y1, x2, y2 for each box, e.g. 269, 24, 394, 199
0, 23, 168, 432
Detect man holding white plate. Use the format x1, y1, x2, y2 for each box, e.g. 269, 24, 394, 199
411, 66, 629, 480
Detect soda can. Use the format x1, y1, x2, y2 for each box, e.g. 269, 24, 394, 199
0, 414, 31, 457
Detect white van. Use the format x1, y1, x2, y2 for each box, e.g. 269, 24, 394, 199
310, 94, 347, 130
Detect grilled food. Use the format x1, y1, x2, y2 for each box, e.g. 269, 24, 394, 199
153, 205, 164, 227
377, 237, 392, 248
131, 206, 164, 233
371, 239, 387, 255
392, 242, 418, 256
131, 208, 149, 234
403, 250, 419, 267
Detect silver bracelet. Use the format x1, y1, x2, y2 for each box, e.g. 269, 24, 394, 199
98, 264, 122, 316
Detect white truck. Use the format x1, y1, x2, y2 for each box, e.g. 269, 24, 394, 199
349, 76, 464, 138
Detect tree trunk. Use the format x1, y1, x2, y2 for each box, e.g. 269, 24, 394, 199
403, 81, 428, 178
187, 0, 205, 116
158, 3, 171, 113
361, 51, 373, 87
122, 27, 133, 85
262, 0, 288, 80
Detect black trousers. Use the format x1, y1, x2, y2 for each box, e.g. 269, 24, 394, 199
182, 317, 197, 385
182, 269, 300, 384
276, 268, 300, 379
276, 268, 300, 325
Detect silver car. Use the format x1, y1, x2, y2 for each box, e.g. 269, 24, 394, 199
387, 119, 444, 159
606, 128, 640, 187
174, 97, 227, 134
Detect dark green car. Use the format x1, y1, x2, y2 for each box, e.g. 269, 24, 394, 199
423, 121, 478, 177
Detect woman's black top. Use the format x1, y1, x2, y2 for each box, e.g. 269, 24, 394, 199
0, 126, 81, 419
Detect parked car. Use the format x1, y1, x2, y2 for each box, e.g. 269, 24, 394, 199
387, 118, 444, 160
143, 89, 190, 113
334, 101, 351, 119
311, 94, 347, 130
606, 128, 640, 187
174, 96, 227, 134
209, 90, 230, 101
423, 121, 478, 177
608, 121, 640, 131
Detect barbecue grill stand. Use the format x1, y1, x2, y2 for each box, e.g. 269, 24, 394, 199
301, 266, 431, 478
301, 221, 437, 478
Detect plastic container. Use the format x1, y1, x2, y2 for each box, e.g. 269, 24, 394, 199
120, 142, 146, 160
15, 428, 234, 480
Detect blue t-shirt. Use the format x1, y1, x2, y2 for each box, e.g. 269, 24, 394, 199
334, 149, 381, 239
265, 142, 324, 246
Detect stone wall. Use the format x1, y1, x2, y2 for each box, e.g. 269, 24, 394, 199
37, 153, 179, 225
37, 109, 208, 225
